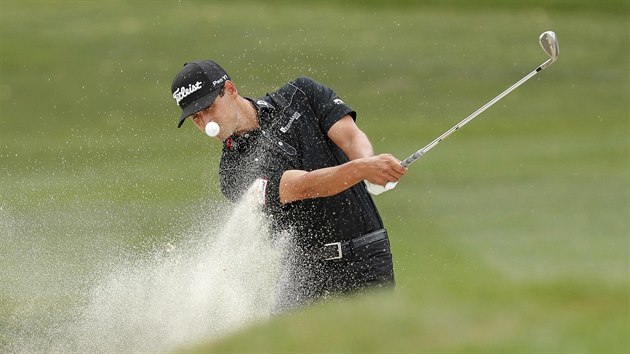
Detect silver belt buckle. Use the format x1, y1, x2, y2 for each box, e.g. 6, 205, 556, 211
323, 242, 342, 260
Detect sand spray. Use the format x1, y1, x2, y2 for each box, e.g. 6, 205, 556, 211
2, 185, 288, 353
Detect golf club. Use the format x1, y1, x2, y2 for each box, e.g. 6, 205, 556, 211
366, 31, 560, 195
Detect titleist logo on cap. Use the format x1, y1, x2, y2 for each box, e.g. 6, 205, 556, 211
173, 81, 203, 105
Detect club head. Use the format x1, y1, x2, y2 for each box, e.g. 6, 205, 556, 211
539, 31, 559, 62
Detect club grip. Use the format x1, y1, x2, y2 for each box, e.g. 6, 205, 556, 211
401, 149, 425, 168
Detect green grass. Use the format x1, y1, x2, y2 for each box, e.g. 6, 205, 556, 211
1, 0, 628, 353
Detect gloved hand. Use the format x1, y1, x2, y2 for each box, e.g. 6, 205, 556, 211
364, 180, 398, 195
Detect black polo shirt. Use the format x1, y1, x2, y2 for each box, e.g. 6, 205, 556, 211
219, 77, 384, 247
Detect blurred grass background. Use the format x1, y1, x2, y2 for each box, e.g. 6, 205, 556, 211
1, 0, 628, 353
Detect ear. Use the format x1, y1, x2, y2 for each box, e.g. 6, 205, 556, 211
224, 80, 238, 96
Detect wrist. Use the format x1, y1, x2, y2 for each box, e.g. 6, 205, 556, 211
348, 158, 367, 182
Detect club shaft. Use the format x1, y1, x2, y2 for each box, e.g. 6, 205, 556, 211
401, 58, 552, 168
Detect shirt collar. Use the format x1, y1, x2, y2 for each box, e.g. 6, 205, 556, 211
245, 97, 275, 113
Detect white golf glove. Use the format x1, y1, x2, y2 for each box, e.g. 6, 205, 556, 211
364, 180, 398, 195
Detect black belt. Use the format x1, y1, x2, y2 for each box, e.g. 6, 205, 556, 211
321, 229, 388, 261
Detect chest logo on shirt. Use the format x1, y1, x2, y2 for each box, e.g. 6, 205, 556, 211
279, 111, 302, 133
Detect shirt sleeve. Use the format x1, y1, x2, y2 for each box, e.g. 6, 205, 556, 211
257, 151, 291, 216
291, 76, 356, 134
263, 166, 284, 210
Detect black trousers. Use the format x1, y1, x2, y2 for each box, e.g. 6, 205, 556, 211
274, 235, 395, 312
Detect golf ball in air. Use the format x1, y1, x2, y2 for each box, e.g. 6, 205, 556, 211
205, 121, 220, 137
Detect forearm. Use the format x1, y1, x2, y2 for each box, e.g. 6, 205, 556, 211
279, 160, 364, 204
337, 129, 374, 160
279, 152, 406, 203
327, 115, 374, 160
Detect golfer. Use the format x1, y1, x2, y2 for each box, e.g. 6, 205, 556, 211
170, 60, 406, 311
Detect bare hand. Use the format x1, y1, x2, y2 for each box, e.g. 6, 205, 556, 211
358, 154, 407, 186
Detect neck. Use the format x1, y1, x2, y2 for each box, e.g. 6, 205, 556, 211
235, 97, 260, 134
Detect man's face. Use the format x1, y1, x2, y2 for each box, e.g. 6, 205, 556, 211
189, 85, 236, 141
